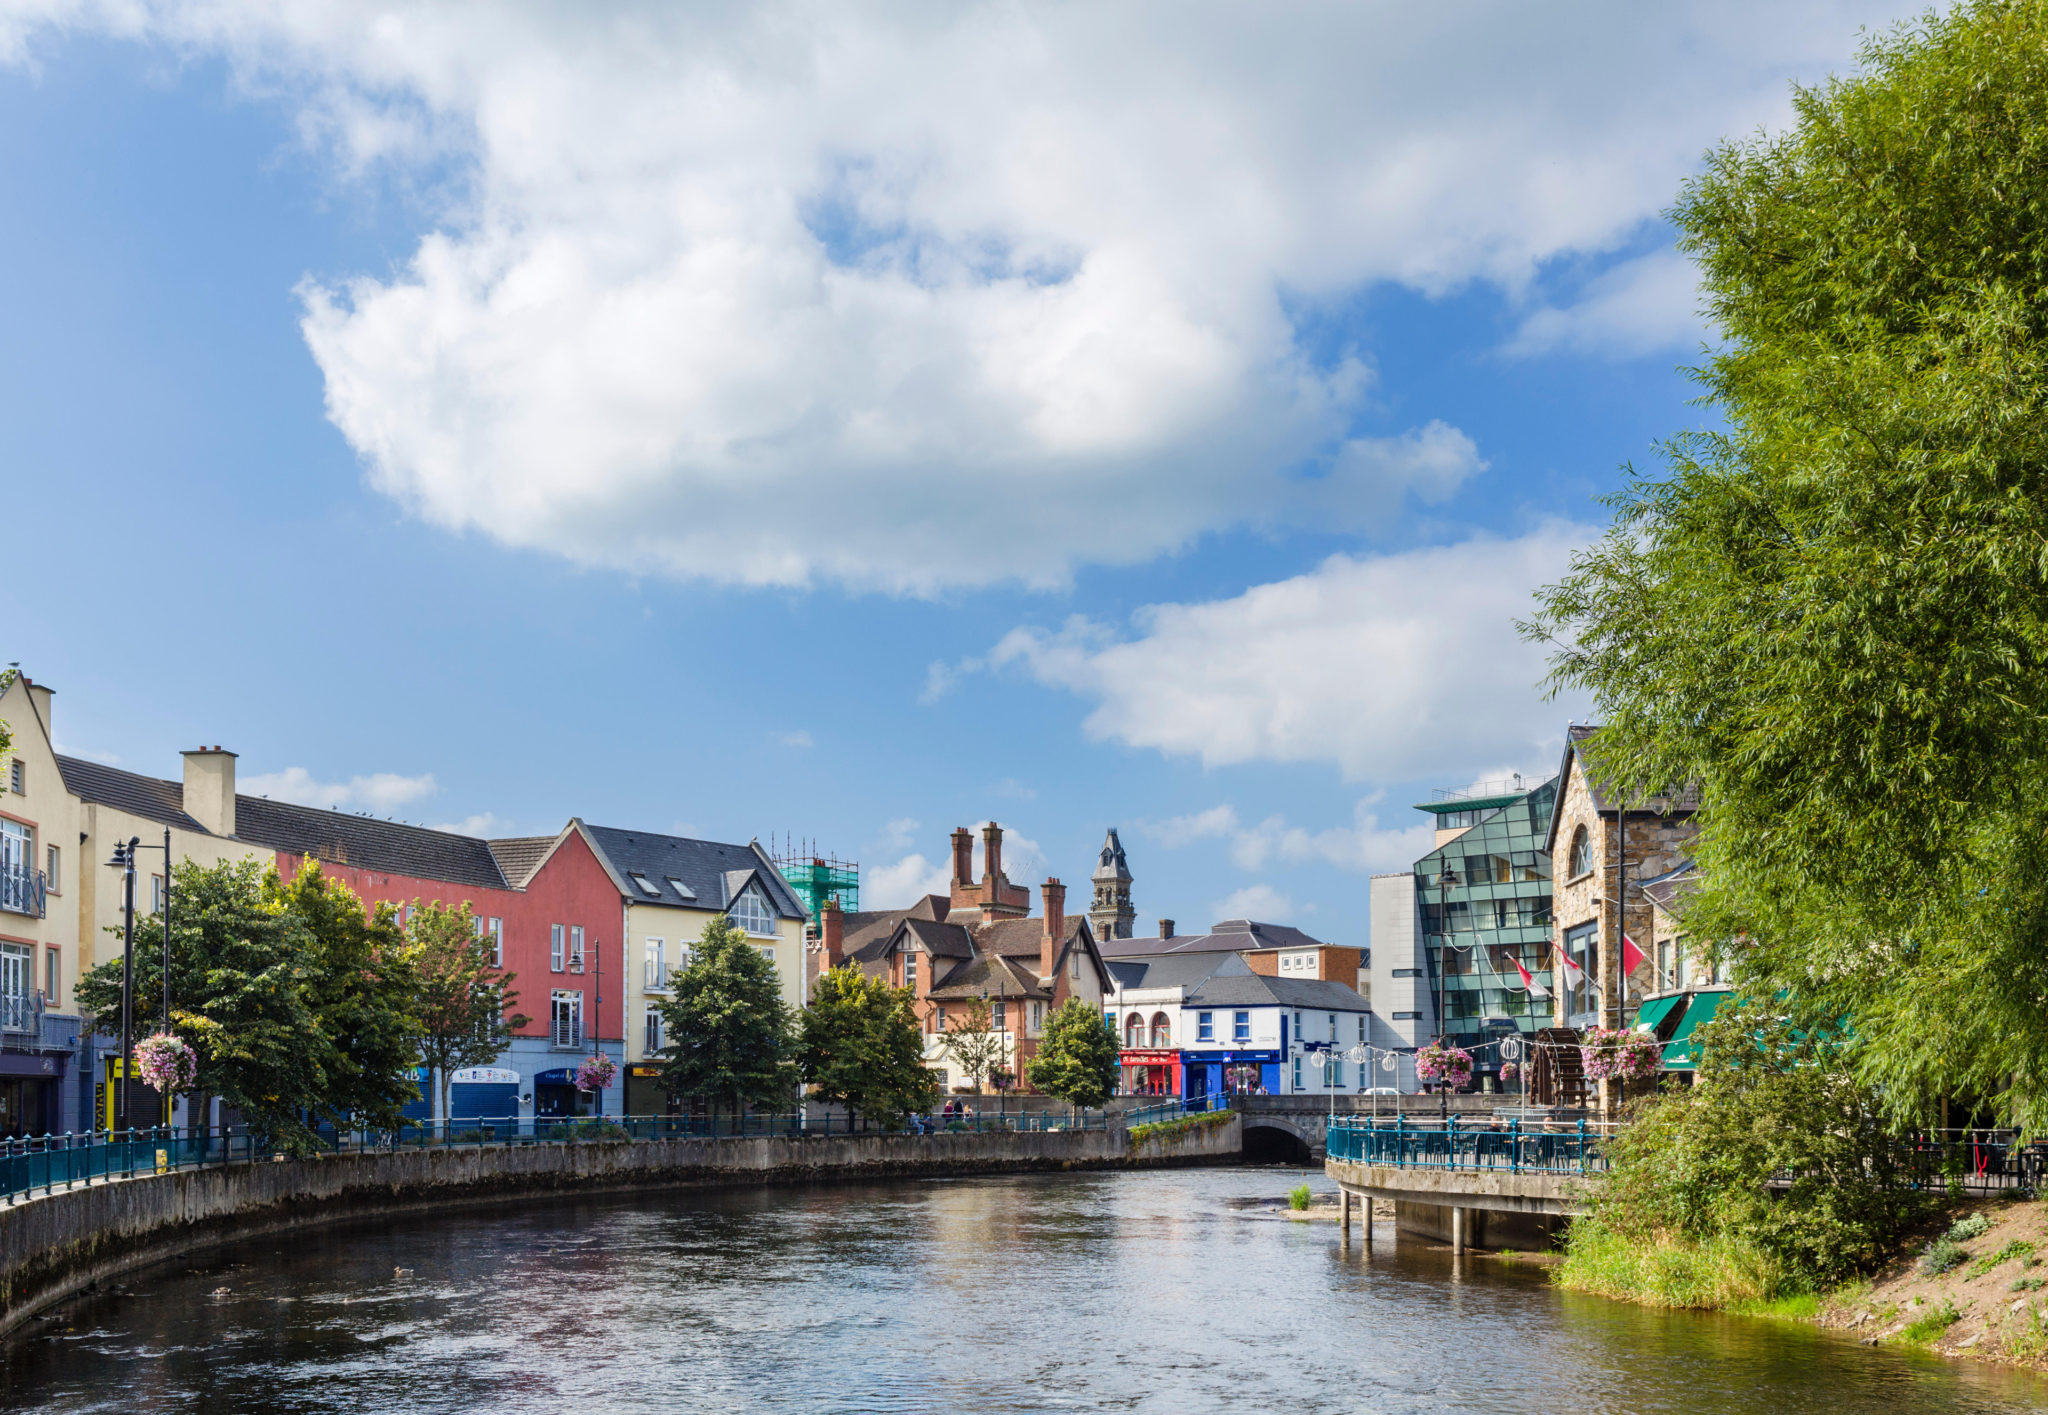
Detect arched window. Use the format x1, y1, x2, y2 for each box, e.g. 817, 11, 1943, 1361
729, 883, 778, 936
1568, 825, 1591, 878
1151, 1012, 1171, 1047
1125, 1012, 1144, 1047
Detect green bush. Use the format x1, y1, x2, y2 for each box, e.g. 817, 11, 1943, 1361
1946, 1213, 1992, 1243
1966, 1239, 2033, 1278
1289, 1184, 1311, 1211
1897, 1299, 1963, 1346
1127, 1110, 1234, 1146
1919, 1239, 1968, 1276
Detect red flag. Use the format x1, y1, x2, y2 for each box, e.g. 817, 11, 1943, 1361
1514, 958, 1550, 999
1622, 933, 1649, 975
1555, 947, 1586, 991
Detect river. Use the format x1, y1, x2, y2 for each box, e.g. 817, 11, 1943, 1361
1, 1167, 2043, 1413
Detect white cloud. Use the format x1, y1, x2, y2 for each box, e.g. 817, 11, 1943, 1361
1506, 249, 1704, 359
773, 730, 815, 749
866, 853, 950, 909
243, 766, 438, 812
431, 811, 508, 837
1142, 798, 1433, 875
0, 2, 1917, 591
1211, 883, 1294, 924
986, 524, 1593, 782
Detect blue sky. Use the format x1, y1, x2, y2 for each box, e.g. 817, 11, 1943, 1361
1, 3, 1914, 942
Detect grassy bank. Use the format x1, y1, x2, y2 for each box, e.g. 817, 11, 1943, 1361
1126, 1110, 1234, 1147
1556, 1215, 1791, 1310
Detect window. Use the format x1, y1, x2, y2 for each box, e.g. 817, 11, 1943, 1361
665, 876, 696, 902
550, 924, 565, 973
1069, 949, 1080, 980
1292, 1010, 1302, 1036
903, 950, 917, 988
757, 945, 776, 969
405, 903, 416, 925
0, 944, 27, 1030
7, 759, 21, 793
44, 844, 58, 895
993, 1002, 1007, 1032
488, 918, 503, 967
931, 1068, 949, 1090
645, 938, 665, 989
1150, 1012, 1170, 1047
1393, 1011, 1420, 1020
473, 913, 486, 938
1196, 1011, 1214, 1042
936, 1006, 948, 1031
1125, 1012, 1143, 1047
729, 884, 777, 936
1356, 1016, 1366, 1042
644, 1005, 663, 1055
150, 874, 165, 915
550, 990, 583, 1049
43, 946, 58, 1006
1232, 1011, 1250, 1043
1569, 825, 1591, 878
1031, 1001, 1043, 1031
569, 925, 585, 973
630, 873, 661, 897
1292, 1056, 1302, 1091
1328, 1011, 1338, 1042
1392, 968, 1421, 978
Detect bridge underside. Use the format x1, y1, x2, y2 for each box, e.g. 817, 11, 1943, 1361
1326, 1158, 1591, 1254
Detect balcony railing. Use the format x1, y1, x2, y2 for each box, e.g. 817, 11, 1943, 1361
0, 990, 42, 1036
0, 866, 45, 919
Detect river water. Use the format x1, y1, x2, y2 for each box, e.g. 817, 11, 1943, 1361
2, 1167, 2044, 1414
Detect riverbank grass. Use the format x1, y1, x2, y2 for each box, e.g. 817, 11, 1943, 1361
1556, 1218, 1790, 1310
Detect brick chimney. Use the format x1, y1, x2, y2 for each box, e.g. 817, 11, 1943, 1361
1041, 877, 1065, 980
182, 747, 238, 837
951, 827, 974, 889
981, 821, 1004, 892
1159, 919, 1175, 939
821, 897, 845, 969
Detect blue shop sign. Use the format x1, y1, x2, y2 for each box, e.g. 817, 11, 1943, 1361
534, 1069, 573, 1086
1183, 1049, 1280, 1065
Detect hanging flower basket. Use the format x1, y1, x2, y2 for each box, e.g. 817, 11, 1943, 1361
1579, 1027, 1663, 1082
134, 1032, 198, 1095
1498, 1061, 1520, 1084
1414, 1041, 1473, 1088
574, 1054, 617, 1092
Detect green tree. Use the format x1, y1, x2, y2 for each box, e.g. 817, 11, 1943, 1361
938, 997, 1005, 1095
77, 858, 333, 1149
1524, 0, 2048, 1132
1025, 999, 1120, 1109
409, 899, 530, 1124
655, 914, 794, 1121
799, 964, 936, 1127
272, 864, 424, 1132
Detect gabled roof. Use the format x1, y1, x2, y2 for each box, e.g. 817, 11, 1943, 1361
1104, 951, 1233, 996
57, 755, 513, 890
903, 916, 974, 959
583, 824, 806, 918
1183, 970, 1370, 1011
487, 836, 556, 888
57, 756, 210, 835
1542, 724, 1702, 854
1099, 917, 1332, 960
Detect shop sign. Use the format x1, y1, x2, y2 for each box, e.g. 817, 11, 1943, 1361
450, 1067, 520, 1085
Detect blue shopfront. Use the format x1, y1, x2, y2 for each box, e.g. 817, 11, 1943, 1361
534, 1067, 593, 1119
1179, 1049, 1283, 1100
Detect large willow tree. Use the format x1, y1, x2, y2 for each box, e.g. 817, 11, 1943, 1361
1527, 0, 2048, 1132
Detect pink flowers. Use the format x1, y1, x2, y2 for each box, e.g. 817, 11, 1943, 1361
574, 1054, 616, 1092
1578, 1027, 1663, 1081
134, 1032, 198, 1094
1415, 1041, 1473, 1088
1498, 1062, 1520, 1084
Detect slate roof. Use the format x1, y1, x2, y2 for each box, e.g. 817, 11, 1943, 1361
1104, 952, 1232, 995
1543, 724, 1702, 852
57, 755, 513, 890
976, 915, 1081, 957
927, 952, 1048, 1001
1183, 971, 1371, 1011
56, 756, 209, 834
583, 824, 806, 918
1098, 917, 1333, 959
487, 836, 556, 888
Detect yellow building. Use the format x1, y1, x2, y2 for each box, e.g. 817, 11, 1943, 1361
577, 824, 808, 1115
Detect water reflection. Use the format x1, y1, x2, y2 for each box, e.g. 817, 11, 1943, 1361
1, 1168, 2043, 1414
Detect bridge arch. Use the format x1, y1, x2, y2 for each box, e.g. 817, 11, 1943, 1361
1241, 1119, 1314, 1165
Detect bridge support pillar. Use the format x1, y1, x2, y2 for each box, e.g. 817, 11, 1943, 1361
1450, 1205, 1464, 1256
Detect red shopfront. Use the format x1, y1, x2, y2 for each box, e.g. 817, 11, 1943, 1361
1120, 1049, 1180, 1097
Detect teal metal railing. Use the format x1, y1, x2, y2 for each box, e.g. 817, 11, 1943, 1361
1324, 1116, 1606, 1175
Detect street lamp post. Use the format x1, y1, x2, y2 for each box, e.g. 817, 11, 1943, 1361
1435, 862, 1461, 1120
104, 838, 139, 1134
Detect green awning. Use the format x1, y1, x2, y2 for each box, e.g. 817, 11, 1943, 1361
1633, 994, 1686, 1038
1660, 989, 1733, 1071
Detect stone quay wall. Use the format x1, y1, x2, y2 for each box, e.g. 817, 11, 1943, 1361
0, 1116, 1241, 1338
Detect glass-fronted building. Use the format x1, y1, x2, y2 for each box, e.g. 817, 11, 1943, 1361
1412, 776, 1558, 1056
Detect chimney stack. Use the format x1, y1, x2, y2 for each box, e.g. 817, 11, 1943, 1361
950, 827, 975, 889
1159, 919, 1175, 939
22, 677, 52, 735
821, 897, 845, 969
981, 821, 1004, 888
1041, 877, 1066, 980
181, 748, 238, 837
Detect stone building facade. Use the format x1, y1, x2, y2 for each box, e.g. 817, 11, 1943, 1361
1544, 725, 1698, 1032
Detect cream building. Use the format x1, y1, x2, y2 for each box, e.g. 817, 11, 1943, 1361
576, 824, 808, 1115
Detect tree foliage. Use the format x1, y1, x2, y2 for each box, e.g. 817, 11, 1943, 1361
1562, 1006, 1935, 1302
410, 900, 529, 1123
937, 998, 1005, 1095
799, 965, 935, 1126
1524, 0, 2048, 1131
1025, 999, 1119, 1108
655, 914, 795, 1116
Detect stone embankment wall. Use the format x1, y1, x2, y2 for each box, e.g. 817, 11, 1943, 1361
0, 1117, 1241, 1337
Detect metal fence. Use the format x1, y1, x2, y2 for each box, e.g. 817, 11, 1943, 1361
1324, 1116, 1609, 1174
0, 1106, 1133, 1205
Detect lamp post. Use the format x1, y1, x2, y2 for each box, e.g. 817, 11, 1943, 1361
103, 838, 138, 1133
1435, 861, 1461, 1120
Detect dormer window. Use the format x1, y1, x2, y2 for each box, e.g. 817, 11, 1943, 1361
729, 883, 777, 937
